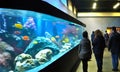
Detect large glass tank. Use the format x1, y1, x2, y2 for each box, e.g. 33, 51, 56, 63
0, 8, 84, 72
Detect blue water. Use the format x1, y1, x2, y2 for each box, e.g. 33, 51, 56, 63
0, 8, 84, 72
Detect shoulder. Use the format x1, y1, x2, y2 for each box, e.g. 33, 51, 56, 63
80, 38, 89, 43
84, 38, 90, 42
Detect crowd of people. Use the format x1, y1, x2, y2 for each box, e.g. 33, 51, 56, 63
78, 26, 120, 72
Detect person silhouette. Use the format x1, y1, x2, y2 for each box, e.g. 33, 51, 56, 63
78, 31, 92, 72
108, 26, 120, 71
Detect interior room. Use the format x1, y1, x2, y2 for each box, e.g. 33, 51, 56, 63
0, 0, 120, 72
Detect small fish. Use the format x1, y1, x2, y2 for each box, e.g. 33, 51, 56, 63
62, 37, 69, 43
55, 35, 60, 38
14, 23, 23, 29
33, 40, 38, 44
22, 36, 29, 41
51, 37, 56, 42
14, 31, 21, 35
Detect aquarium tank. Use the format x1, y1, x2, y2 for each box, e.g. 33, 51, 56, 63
0, 8, 84, 72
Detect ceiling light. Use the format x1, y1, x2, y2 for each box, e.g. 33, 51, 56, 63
93, 2, 97, 9
113, 2, 120, 9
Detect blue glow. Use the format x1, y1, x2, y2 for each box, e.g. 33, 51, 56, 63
36, 18, 42, 36
27, 42, 80, 72
43, 0, 60, 8
61, 0, 67, 6
0, 8, 84, 72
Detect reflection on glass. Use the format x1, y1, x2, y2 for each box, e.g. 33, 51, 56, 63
0, 8, 84, 72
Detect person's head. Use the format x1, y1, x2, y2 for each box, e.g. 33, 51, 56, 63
82, 31, 88, 38
111, 26, 116, 32
94, 29, 103, 37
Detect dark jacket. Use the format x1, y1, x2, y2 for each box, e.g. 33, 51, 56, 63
78, 38, 92, 60
92, 36, 105, 54
91, 33, 95, 43
108, 32, 120, 54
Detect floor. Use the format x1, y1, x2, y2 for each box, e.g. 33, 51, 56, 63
76, 48, 120, 72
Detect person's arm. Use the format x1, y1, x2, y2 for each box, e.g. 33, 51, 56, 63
108, 36, 112, 51
78, 43, 81, 54
92, 37, 97, 47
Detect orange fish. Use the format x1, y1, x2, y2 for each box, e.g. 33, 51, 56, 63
22, 36, 29, 41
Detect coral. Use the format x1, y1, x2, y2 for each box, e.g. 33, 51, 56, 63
15, 53, 32, 62
14, 53, 39, 72
0, 41, 14, 53
23, 17, 36, 30
0, 54, 6, 66
62, 25, 78, 36
24, 37, 59, 57
35, 49, 53, 64
15, 59, 38, 72
0, 51, 13, 71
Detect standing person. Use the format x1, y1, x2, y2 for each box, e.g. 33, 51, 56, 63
78, 31, 92, 72
108, 26, 120, 71
91, 31, 95, 44
104, 30, 109, 47
92, 29, 105, 72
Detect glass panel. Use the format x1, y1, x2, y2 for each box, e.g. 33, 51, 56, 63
0, 8, 84, 72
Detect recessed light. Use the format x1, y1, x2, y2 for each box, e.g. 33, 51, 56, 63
113, 2, 120, 9
93, 2, 97, 9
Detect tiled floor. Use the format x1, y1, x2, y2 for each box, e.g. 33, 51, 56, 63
76, 48, 120, 72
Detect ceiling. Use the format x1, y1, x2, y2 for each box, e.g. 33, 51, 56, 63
71, 0, 120, 12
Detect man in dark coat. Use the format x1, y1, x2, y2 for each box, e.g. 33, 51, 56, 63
108, 26, 120, 71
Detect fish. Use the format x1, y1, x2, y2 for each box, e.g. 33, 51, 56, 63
62, 36, 69, 43
55, 35, 60, 39
14, 31, 21, 35
51, 37, 56, 42
22, 36, 29, 41
33, 40, 38, 44
14, 23, 23, 29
